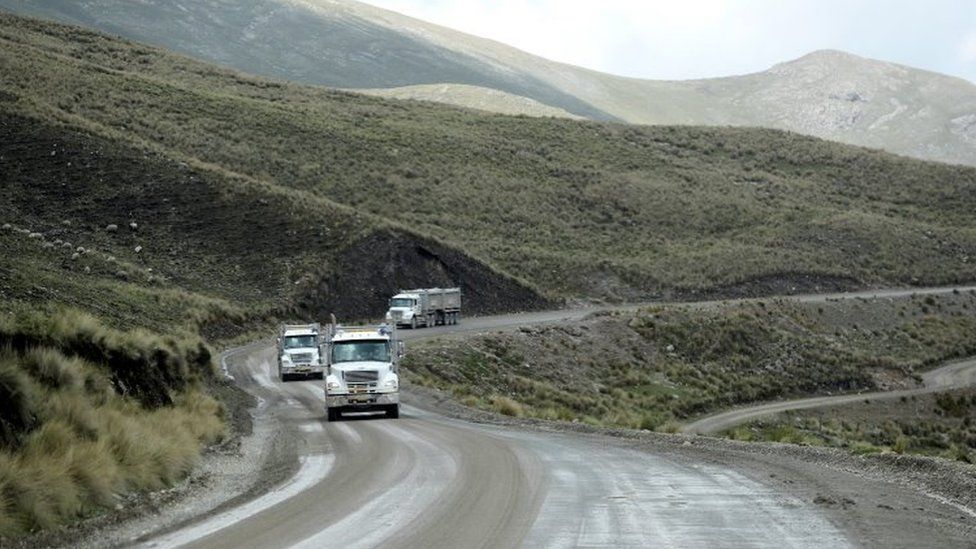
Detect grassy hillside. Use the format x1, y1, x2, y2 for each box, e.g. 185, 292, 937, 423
727, 389, 976, 463
1, 12, 975, 307
358, 83, 581, 119
2, 1, 974, 166
0, 108, 548, 330
0, 0, 613, 121
404, 291, 976, 433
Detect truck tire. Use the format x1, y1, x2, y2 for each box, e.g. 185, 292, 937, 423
327, 408, 340, 422
386, 404, 400, 419
314, 371, 325, 380
410, 316, 417, 329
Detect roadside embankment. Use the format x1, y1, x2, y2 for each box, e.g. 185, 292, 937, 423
0, 307, 225, 538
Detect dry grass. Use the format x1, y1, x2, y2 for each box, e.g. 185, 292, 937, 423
1, 12, 975, 305
0, 310, 226, 537
404, 292, 976, 432
491, 395, 524, 417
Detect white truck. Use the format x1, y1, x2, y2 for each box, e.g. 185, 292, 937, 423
276, 323, 326, 382
386, 287, 461, 329
323, 323, 403, 421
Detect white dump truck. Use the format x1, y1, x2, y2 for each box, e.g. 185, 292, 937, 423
323, 323, 403, 421
386, 287, 461, 329
276, 323, 326, 382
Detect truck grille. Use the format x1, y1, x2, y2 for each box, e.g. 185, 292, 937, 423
344, 370, 379, 383
290, 353, 313, 364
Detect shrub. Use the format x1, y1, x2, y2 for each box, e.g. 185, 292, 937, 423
491, 396, 524, 417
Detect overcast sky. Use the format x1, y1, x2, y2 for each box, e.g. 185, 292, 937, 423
366, 0, 976, 83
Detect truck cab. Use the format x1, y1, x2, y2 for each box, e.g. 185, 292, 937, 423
386, 292, 423, 328
323, 324, 402, 421
277, 323, 325, 381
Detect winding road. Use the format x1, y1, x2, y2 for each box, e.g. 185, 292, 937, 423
684, 356, 976, 435
139, 285, 976, 549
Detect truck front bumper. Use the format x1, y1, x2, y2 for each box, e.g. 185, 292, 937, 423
282, 364, 324, 375
326, 392, 399, 409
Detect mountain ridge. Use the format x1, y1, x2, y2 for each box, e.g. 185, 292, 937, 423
1, 0, 973, 165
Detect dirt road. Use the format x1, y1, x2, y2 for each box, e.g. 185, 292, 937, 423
133, 285, 976, 548
683, 357, 976, 435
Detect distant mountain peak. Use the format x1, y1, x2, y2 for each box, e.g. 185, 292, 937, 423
1, 0, 973, 166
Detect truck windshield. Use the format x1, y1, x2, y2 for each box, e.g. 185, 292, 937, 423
332, 341, 390, 363
284, 335, 316, 349
390, 298, 414, 308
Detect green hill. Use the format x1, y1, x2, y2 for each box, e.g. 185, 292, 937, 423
2, 11, 975, 322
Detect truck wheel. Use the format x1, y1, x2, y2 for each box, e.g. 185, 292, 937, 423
410, 316, 417, 329
386, 404, 400, 419
327, 408, 340, 422
315, 371, 325, 380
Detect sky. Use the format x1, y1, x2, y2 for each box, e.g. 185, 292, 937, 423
366, 0, 976, 83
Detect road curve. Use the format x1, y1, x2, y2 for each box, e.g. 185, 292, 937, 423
139, 284, 976, 548
683, 357, 976, 435
146, 345, 851, 549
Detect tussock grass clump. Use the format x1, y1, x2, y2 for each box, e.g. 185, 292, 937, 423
0, 309, 226, 538
491, 396, 524, 417
0, 357, 37, 449
0, 308, 214, 408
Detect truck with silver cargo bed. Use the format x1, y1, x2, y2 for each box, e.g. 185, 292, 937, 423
386, 287, 461, 329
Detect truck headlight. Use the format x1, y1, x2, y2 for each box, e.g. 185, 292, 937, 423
327, 381, 341, 391
384, 378, 398, 390
281, 355, 292, 364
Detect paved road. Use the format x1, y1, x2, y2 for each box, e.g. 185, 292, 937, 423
141, 284, 976, 549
